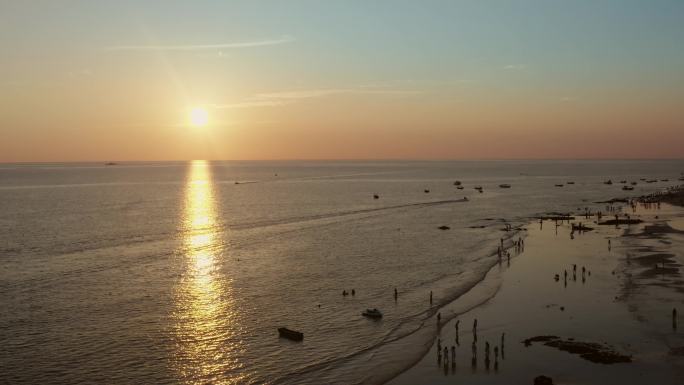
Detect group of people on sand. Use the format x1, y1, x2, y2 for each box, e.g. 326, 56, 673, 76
497, 237, 524, 264
436, 318, 506, 372
554, 263, 590, 286
342, 289, 356, 296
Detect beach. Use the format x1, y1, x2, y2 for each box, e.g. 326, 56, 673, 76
389, 199, 684, 384
1, 161, 683, 384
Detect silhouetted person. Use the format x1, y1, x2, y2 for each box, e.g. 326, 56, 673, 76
437, 312, 441, 323
394, 287, 398, 300
342, 290, 348, 296
473, 319, 477, 332
451, 345, 456, 362
674, 308, 678, 330
430, 291, 433, 305
351, 289, 355, 296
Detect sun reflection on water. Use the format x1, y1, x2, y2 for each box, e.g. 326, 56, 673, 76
173, 160, 247, 384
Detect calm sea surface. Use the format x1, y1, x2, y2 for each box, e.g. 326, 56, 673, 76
1, 160, 682, 384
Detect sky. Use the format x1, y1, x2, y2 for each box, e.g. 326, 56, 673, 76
2, 0, 683, 161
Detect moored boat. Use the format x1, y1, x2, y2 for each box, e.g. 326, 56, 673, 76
499, 184, 511, 188
362, 308, 383, 319
278, 327, 304, 341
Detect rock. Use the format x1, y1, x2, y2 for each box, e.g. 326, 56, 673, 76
534, 375, 554, 385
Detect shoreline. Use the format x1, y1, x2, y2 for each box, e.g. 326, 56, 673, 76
387, 196, 684, 385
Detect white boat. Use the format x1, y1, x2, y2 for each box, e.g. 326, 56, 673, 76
362, 308, 383, 319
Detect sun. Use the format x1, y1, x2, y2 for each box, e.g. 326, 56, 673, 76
189, 107, 209, 127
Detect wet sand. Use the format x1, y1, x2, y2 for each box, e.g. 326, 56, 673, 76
389, 203, 684, 384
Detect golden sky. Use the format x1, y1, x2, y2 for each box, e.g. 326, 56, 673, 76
2, 1, 683, 161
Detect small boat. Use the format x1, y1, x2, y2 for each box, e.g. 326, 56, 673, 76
104, 162, 117, 166
499, 184, 511, 188
456, 186, 464, 190
424, 189, 430, 193
604, 180, 613, 185
646, 179, 657, 183
438, 225, 450, 230
362, 308, 383, 319
453, 181, 462, 186
660, 179, 669, 182
619, 180, 627, 184
566, 181, 575, 185
278, 327, 304, 341
555, 184, 564, 187
373, 194, 379, 199
679, 177, 684, 181
622, 186, 634, 191
630, 181, 637, 185
640, 178, 646, 181
474, 186, 483, 192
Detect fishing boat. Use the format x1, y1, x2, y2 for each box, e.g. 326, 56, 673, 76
362, 308, 383, 319
499, 184, 511, 188
278, 327, 304, 341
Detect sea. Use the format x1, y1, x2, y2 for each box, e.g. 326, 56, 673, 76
1, 160, 682, 384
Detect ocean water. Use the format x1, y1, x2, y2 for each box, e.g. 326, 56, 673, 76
1, 160, 682, 384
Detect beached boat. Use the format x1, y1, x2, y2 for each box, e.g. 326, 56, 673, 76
362, 308, 383, 319
278, 327, 304, 341
499, 184, 511, 188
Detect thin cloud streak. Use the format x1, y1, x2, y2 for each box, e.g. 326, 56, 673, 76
212, 88, 421, 109
105, 35, 295, 51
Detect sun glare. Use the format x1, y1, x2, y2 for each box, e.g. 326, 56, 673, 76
189, 107, 209, 127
